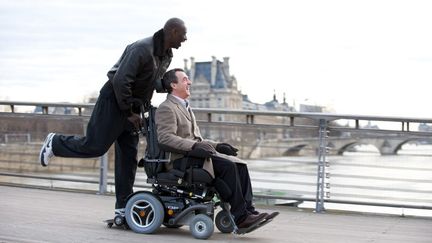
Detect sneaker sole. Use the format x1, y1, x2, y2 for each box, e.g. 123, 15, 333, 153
39, 133, 55, 166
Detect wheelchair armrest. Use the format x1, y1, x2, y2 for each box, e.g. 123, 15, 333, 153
140, 157, 170, 179
138, 157, 170, 168
144, 158, 170, 163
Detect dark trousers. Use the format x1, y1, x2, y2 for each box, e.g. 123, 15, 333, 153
212, 156, 254, 224
51, 82, 138, 209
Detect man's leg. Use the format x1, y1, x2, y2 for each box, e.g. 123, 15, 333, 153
237, 164, 279, 221
236, 163, 256, 213
114, 129, 139, 210
212, 157, 248, 224
52, 96, 125, 158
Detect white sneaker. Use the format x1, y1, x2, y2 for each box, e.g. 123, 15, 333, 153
39, 133, 55, 166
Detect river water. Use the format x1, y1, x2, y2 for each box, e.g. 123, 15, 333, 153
247, 144, 432, 217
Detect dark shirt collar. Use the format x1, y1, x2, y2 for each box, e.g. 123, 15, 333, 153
153, 29, 173, 58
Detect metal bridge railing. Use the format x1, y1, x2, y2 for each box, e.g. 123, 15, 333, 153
1, 101, 432, 214
0, 101, 93, 116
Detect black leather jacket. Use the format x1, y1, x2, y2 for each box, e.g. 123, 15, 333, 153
107, 29, 172, 114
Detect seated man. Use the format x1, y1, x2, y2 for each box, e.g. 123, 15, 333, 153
155, 68, 277, 229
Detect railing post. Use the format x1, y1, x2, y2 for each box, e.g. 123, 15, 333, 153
289, 116, 294, 126
42, 106, 48, 114
98, 152, 108, 194
315, 119, 329, 213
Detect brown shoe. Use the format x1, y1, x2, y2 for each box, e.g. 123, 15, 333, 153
250, 210, 279, 221
265, 211, 279, 221
237, 213, 267, 229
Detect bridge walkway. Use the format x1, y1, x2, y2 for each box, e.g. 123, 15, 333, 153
0, 185, 431, 243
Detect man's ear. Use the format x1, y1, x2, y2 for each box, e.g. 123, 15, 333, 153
172, 28, 179, 36
170, 28, 177, 39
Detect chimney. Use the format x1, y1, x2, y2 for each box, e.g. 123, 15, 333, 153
223, 57, 230, 77
183, 58, 188, 71
190, 57, 195, 81
211, 56, 217, 86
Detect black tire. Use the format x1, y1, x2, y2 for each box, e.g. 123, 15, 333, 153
113, 215, 125, 226
189, 214, 214, 239
125, 193, 164, 234
215, 210, 234, 233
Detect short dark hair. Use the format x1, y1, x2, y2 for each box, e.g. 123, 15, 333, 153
162, 68, 185, 93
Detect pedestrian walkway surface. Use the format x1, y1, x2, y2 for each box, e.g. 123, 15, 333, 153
0, 185, 431, 243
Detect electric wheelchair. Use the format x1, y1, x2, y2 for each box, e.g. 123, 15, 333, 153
116, 106, 238, 240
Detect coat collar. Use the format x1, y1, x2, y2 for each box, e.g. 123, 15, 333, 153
167, 94, 191, 121
153, 29, 173, 58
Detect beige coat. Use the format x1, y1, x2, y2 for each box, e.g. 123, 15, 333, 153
155, 94, 216, 177
155, 94, 245, 178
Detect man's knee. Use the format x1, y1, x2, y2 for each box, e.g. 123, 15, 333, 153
213, 157, 237, 176
236, 163, 249, 173
85, 146, 109, 157
218, 158, 236, 169
213, 177, 232, 201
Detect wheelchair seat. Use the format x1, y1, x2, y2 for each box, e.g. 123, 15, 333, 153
147, 166, 213, 188
140, 106, 213, 187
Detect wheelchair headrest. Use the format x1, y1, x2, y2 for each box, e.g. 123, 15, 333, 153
154, 78, 168, 93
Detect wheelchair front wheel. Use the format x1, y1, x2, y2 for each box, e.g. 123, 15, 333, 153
125, 193, 164, 234
215, 210, 234, 233
190, 214, 214, 239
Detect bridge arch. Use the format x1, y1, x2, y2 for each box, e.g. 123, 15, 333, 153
337, 142, 379, 155
393, 139, 421, 154
283, 144, 308, 156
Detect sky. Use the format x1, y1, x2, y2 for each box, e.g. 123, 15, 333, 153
0, 0, 431, 118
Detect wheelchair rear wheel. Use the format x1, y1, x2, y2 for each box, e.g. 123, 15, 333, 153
125, 193, 164, 234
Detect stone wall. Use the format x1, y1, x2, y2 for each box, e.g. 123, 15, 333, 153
0, 113, 109, 173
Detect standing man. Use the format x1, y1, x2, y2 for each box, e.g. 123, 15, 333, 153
39, 18, 187, 216
155, 68, 278, 230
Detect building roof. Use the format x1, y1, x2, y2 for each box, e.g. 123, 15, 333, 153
194, 61, 228, 88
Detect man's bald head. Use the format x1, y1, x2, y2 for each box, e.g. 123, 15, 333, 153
164, 18, 185, 32
163, 18, 187, 49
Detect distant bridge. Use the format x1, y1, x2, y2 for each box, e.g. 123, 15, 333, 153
193, 107, 432, 158
254, 136, 432, 157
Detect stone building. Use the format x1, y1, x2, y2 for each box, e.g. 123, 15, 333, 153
184, 56, 242, 141
185, 56, 242, 111
184, 56, 297, 113
183, 56, 304, 142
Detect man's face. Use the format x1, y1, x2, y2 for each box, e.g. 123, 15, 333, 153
171, 25, 187, 49
171, 71, 191, 99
